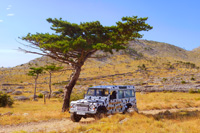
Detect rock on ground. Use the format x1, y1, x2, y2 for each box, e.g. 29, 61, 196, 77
13, 96, 30, 101
12, 91, 22, 95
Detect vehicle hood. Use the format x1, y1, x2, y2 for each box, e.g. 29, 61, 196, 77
71, 96, 108, 104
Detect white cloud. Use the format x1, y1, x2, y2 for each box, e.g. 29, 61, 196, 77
0, 20, 3, 22
7, 14, 14, 16
7, 5, 12, 10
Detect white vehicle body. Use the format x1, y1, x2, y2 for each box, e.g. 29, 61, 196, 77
69, 85, 137, 122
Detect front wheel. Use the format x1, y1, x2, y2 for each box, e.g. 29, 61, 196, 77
95, 110, 106, 120
70, 113, 82, 122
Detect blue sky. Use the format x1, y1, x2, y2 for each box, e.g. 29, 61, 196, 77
0, 0, 200, 67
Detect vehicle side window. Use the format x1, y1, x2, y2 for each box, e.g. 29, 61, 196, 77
110, 91, 116, 100
96, 89, 109, 96
87, 89, 95, 96
125, 90, 135, 98
118, 90, 125, 99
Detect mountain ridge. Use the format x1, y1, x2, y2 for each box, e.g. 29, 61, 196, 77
2, 39, 200, 70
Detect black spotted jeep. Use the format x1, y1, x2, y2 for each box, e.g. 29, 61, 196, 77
69, 85, 138, 122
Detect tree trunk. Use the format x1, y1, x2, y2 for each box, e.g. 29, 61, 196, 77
62, 66, 82, 112
48, 72, 52, 99
34, 76, 38, 101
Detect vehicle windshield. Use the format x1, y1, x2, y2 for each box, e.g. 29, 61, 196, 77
87, 88, 109, 96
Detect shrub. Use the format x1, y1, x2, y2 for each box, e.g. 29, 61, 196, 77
58, 89, 64, 93
38, 93, 43, 98
181, 81, 186, 84
138, 64, 147, 71
89, 85, 93, 87
191, 77, 195, 81
189, 88, 196, 93
0, 93, 14, 107
198, 89, 200, 93
162, 78, 168, 82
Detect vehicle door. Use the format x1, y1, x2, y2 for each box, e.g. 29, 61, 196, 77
107, 90, 117, 114
116, 90, 126, 112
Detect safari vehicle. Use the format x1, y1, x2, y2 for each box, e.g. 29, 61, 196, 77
69, 85, 138, 122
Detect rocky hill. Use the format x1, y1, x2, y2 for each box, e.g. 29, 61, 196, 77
11, 39, 200, 68
1, 39, 200, 94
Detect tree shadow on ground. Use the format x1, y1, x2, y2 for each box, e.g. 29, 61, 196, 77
142, 110, 200, 121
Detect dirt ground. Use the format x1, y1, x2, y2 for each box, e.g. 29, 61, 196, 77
1, 107, 200, 133
0, 118, 95, 133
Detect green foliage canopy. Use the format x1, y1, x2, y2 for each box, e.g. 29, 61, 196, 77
44, 64, 63, 73
28, 67, 44, 77
21, 16, 152, 68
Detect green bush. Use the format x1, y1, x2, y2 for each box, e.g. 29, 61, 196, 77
58, 89, 64, 93
189, 88, 196, 93
191, 77, 195, 81
0, 93, 14, 107
38, 93, 43, 98
162, 78, 168, 82
181, 81, 186, 84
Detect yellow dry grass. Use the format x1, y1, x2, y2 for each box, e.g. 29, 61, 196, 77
72, 111, 200, 133
137, 92, 200, 110
0, 99, 69, 125
0, 92, 200, 126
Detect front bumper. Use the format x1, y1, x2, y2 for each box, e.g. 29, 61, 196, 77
69, 110, 97, 115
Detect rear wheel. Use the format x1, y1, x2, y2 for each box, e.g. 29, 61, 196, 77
70, 113, 82, 122
123, 104, 132, 114
133, 107, 139, 113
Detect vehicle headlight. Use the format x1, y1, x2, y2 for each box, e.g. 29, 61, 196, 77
70, 104, 76, 109
89, 104, 96, 111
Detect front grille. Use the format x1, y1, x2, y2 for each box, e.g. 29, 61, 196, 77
77, 104, 89, 107
77, 104, 89, 111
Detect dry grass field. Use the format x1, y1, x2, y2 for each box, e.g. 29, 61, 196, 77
72, 110, 200, 133
0, 99, 69, 125
0, 92, 200, 126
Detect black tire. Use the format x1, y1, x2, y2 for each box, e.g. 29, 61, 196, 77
123, 107, 129, 114
123, 104, 132, 114
134, 107, 139, 113
95, 110, 105, 120
70, 113, 82, 122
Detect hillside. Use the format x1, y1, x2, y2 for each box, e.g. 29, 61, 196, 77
128, 40, 188, 60
9, 39, 200, 68
1, 39, 200, 94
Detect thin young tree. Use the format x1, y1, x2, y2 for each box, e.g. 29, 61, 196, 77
28, 67, 44, 100
44, 64, 63, 99
20, 16, 152, 111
